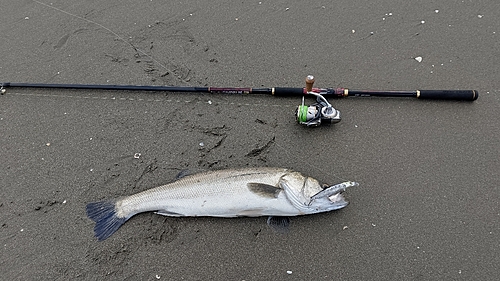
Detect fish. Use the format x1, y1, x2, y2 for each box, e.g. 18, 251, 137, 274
86, 167, 358, 240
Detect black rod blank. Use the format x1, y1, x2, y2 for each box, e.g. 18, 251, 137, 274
1, 82, 478, 101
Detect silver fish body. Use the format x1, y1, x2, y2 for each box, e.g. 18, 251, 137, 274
86, 167, 357, 240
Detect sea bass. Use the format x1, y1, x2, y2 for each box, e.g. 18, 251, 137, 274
86, 167, 358, 240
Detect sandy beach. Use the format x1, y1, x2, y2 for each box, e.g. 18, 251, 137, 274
1, 1, 499, 280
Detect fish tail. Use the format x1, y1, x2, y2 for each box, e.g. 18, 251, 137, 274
86, 200, 128, 241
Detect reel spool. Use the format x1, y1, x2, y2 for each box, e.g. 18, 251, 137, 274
295, 75, 341, 127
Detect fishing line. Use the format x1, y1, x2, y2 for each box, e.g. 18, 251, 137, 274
244, 102, 351, 183
4, 88, 349, 182
252, 124, 352, 183
32, 0, 177, 82
3, 90, 291, 107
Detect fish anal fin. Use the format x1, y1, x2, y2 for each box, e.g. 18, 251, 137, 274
267, 216, 291, 234
237, 208, 266, 217
175, 169, 191, 180
155, 210, 184, 217
247, 182, 281, 198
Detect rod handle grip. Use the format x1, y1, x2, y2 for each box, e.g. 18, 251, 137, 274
418, 90, 478, 101
273, 87, 304, 96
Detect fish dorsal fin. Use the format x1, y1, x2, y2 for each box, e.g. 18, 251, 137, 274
247, 183, 281, 198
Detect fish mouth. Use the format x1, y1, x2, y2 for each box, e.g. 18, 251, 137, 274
327, 193, 344, 203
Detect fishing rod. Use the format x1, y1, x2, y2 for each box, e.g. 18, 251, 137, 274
0, 80, 478, 101
1, 76, 478, 127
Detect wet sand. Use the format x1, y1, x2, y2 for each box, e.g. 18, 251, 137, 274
1, 1, 499, 280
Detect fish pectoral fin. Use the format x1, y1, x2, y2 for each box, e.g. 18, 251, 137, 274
267, 216, 291, 234
247, 182, 282, 198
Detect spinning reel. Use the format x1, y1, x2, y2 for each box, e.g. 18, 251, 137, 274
295, 75, 341, 127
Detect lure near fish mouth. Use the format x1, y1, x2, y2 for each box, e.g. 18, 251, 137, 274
86, 167, 358, 241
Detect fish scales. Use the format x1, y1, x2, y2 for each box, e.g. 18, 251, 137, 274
119, 167, 292, 218
86, 167, 358, 240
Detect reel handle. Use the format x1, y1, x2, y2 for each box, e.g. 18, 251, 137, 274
305, 75, 315, 92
